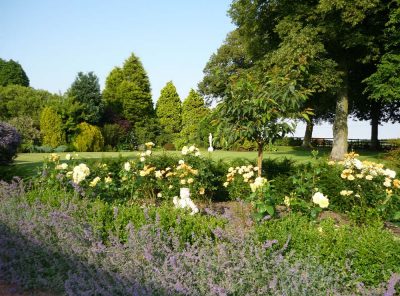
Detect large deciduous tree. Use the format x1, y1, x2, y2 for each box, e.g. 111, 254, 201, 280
66, 72, 103, 125
155, 81, 182, 145
0, 85, 58, 125
362, 2, 400, 149
198, 29, 252, 103
0, 59, 29, 87
227, 0, 394, 160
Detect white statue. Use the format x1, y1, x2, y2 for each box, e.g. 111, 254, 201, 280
208, 133, 214, 152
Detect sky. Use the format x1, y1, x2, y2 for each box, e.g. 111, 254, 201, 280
1, 0, 399, 139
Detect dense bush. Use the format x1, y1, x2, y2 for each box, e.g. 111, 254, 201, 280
268, 154, 400, 223
0, 182, 394, 295
7, 115, 40, 152
0, 121, 21, 165
39, 106, 65, 148
73, 122, 104, 152
162, 142, 176, 151
274, 137, 302, 146
255, 213, 400, 286
101, 123, 124, 150
23, 187, 225, 244
386, 147, 400, 169
35, 146, 228, 203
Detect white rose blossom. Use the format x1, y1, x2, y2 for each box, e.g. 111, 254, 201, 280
312, 192, 329, 208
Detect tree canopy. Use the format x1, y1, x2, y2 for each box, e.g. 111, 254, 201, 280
200, 0, 397, 160
103, 53, 153, 124
0, 85, 58, 125
0, 59, 29, 87
66, 72, 103, 125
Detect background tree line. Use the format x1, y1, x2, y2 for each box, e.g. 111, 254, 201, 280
2, 0, 399, 159
0, 54, 211, 152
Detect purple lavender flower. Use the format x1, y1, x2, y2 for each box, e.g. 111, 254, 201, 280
384, 273, 400, 296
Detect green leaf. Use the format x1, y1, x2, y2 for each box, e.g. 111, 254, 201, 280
254, 212, 264, 222
265, 205, 275, 216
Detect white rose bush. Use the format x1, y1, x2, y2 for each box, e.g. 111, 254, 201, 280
37, 144, 221, 215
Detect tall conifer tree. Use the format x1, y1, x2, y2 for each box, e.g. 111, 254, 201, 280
156, 81, 182, 144
103, 53, 156, 145
103, 53, 153, 124
180, 89, 208, 146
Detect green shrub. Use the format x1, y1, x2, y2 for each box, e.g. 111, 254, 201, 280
271, 155, 400, 224
39, 106, 65, 148
102, 123, 124, 149
73, 122, 104, 152
163, 142, 176, 151
8, 115, 40, 152
255, 213, 400, 285
385, 147, 400, 169
23, 187, 225, 244
30, 145, 53, 153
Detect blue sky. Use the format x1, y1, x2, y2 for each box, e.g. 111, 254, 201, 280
1, 0, 399, 139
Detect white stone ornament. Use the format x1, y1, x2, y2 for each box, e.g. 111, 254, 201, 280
208, 133, 214, 152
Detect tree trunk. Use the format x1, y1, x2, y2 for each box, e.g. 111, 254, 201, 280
257, 142, 263, 177
330, 65, 349, 161
370, 101, 380, 151
302, 120, 314, 148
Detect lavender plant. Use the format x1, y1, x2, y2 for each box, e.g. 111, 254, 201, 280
0, 180, 397, 295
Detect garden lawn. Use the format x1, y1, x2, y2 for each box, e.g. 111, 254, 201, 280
0, 147, 389, 180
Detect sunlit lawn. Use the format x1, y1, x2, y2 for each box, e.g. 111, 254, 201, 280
0, 146, 389, 180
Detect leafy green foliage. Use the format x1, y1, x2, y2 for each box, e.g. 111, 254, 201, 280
180, 89, 208, 147
21, 186, 225, 245
227, 0, 395, 160
7, 116, 40, 152
0, 58, 29, 87
155, 81, 182, 144
73, 122, 104, 152
66, 72, 103, 125
255, 213, 400, 285
216, 71, 310, 174
102, 123, 125, 150
198, 30, 252, 102
103, 53, 154, 125
39, 107, 65, 148
0, 85, 58, 125
271, 155, 400, 223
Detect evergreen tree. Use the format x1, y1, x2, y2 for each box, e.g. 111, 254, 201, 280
0, 59, 29, 87
155, 81, 182, 144
66, 72, 103, 125
180, 89, 208, 146
103, 53, 153, 124
39, 107, 65, 148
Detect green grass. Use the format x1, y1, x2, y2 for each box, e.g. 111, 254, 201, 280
0, 146, 389, 181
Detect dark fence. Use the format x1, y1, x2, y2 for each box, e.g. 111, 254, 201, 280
289, 137, 398, 151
